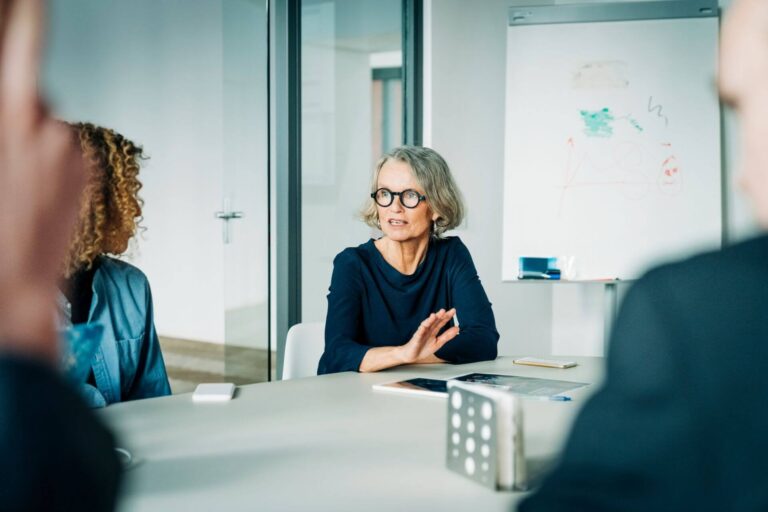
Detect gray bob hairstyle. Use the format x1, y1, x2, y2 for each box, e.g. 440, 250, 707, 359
361, 145, 465, 238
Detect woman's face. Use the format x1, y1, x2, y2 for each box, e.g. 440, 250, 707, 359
375, 159, 436, 243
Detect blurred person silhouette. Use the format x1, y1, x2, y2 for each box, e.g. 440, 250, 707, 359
520, 1, 768, 510
0, 0, 120, 509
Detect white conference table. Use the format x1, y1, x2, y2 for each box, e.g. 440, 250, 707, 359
102, 356, 605, 512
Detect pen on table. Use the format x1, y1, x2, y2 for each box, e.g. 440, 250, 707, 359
527, 395, 572, 402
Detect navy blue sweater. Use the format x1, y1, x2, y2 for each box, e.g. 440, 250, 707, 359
318, 236, 499, 375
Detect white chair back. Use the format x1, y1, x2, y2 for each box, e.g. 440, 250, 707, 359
282, 322, 325, 380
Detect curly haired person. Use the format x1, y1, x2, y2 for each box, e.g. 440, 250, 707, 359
60, 122, 171, 408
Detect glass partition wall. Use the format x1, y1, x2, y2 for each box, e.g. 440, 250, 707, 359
44, 0, 413, 385
45, 0, 272, 390
300, 0, 404, 326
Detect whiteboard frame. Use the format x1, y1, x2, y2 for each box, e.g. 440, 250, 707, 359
509, 0, 718, 26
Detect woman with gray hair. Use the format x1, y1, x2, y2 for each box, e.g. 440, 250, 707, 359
318, 146, 499, 374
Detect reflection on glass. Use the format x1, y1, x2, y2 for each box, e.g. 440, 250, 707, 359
372, 62, 403, 157
301, 0, 403, 325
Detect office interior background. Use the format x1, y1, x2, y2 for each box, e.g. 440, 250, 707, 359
41, 0, 752, 391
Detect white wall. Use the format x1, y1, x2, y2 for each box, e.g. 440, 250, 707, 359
425, 0, 754, 357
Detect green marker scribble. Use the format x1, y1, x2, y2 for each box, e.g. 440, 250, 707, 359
579, 108, 614, 138
628, 117, 643, 132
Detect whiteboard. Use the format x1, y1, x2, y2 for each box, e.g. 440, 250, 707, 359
502, 16, 721, 281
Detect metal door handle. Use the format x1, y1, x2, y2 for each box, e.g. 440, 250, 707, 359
214, 210, 244, 243
215, 211, 244, 220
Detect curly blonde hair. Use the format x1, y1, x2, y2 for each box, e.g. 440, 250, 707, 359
63, 122, 146, 277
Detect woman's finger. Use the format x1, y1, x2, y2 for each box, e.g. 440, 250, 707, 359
427, 308, 456, 339
33, 120, 84, 273
421, 312, 437, 329
434, 326, 460, 349
435, 308, 454, 324
0, 0, 44, 133
410, 313, 436, 344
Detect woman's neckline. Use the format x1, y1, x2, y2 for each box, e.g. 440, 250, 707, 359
371, 237, 431, 277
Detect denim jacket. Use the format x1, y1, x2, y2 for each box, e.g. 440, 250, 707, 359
63, 256, 171, 407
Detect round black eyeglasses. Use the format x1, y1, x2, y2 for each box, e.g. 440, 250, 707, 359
371, 188, 427, 209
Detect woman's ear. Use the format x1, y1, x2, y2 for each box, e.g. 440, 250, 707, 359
432, 212, 440, 222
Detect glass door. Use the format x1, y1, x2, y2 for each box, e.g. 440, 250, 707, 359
45, 0, 271, 391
